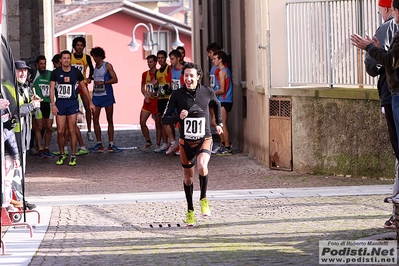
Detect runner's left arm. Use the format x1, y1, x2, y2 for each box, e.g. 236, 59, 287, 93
105, 63, 118, 85
49, 71, 59, 116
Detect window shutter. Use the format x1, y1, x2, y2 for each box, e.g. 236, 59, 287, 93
86, 34, 93, 53
59, 35, 67, 51
144, 50, 152, 59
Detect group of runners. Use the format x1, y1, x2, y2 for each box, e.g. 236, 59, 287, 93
29, 37, 121, 167
7, 36, 234, 225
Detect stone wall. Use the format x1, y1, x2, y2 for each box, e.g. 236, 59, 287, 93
292, 96, 395, 178
6, 0, 43, 62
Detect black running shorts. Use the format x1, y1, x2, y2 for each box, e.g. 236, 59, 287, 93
179, 137, 212, 168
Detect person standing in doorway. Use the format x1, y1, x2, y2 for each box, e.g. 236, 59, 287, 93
213, 50, 233, 156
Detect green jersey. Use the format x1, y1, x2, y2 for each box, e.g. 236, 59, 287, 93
33, 70, 51, 103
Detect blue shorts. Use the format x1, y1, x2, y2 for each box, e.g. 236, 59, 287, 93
56, 99, 79, 116
93, 95, 115, 108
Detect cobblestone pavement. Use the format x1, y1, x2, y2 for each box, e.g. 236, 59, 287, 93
24, 129, 392, 197
28, 196, 392, 266
8, 129, 399, 265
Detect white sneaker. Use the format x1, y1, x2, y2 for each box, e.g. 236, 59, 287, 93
154, 143, 168, 153
211, 144, 221, 154
87, 131, 95, 141
166, 141, 179, 155
30, 147, 39, 155
391, 194, 399, 204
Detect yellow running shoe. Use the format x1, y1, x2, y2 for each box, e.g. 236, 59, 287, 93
200, 198, 211, 216
76, 149, 89, 156
53, 150, 68, 156
185, 210, 196, 226
55, 155, 68, 165
68, 156, 77, 166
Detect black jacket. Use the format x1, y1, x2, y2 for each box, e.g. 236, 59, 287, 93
162, 84, 222, 140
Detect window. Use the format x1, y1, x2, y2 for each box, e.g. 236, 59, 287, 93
58, 33, 93, 53
145, 31, 170, 54
286, 0, 380, 87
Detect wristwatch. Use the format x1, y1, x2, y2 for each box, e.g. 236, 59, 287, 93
217, 123, 223, 128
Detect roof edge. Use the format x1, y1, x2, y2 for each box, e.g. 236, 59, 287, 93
55, 1, 191, 37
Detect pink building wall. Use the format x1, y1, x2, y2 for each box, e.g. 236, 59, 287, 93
55, 12, 192, 127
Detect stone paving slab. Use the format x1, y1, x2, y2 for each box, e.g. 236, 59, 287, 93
0, 207, 51, 266
24, 130, 393, 198
2, 129, 398, 265
0, 191, 395, 265
24, 185, 393, 206
23, 195, 395, 266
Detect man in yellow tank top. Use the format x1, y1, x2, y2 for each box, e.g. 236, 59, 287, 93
140, 54, 162, 150
153, 50, 171, 153
71, 36, 95, 141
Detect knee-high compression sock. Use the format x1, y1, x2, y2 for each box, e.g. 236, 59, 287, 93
199, 174, 208, 200
184, 182, 194, 211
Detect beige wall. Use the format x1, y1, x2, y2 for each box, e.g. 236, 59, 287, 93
268, 0, 288, 87
178, 0, 398, 177
241, 0, 271, 162
192, 0, 272, 161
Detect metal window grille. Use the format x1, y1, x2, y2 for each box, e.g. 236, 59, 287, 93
270, 99, 292, 118
286, 0, 380, 88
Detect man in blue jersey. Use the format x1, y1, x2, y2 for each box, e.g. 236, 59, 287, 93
50, 50, 95, 166
176, 46, 186, 65
212, 50, 233, 156
88, 47, 121, 153
206, 42, 225, 154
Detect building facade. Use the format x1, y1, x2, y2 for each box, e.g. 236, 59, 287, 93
1, 0, 53, 65
193, 0, 392, 178
53, 1, 192, 126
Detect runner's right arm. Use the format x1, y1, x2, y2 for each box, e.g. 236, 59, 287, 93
49, 70, 58, 115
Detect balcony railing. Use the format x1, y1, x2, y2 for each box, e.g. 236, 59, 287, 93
286, 0, 381, 88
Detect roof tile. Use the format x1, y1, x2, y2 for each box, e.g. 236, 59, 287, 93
54, 3, 123, 33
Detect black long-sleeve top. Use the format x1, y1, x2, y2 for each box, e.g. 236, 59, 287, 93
162, 84, 222, 140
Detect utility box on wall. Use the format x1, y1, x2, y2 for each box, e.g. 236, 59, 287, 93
269, 98, 292, 170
